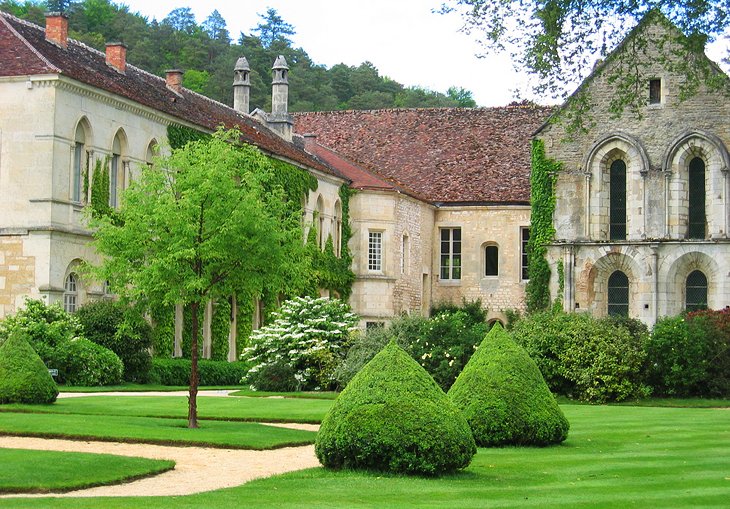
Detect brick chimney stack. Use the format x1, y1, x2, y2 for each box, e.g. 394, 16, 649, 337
105, 42, 127, 73
45, 12, 68, 49
165, 70, 183, 94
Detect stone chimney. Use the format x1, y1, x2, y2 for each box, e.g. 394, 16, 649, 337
165, 69, 183, 94
233, 56, 251, 114
45, 12, 68, 49
271, 55, 289, 116
302, 134, 317, 152
105, 42, 127, 73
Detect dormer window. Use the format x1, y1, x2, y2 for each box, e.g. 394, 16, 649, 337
649, 79, 662, 104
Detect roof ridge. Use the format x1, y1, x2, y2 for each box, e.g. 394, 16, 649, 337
0, 12, 60, 73
293, 104, 553, 115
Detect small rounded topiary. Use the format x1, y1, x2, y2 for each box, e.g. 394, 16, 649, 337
316, 341, 476, 476
448, 324, 569, 447
0, 330, 58, 404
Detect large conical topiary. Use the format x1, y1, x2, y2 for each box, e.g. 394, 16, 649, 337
316, 341, 476, 475
0, 330, 58, 404
448, 324, 569, 446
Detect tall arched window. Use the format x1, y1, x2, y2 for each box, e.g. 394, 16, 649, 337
110, 133, 123, 208
64, 273, 78, 313
607, 270, 629, 317
685, 270, 708, 311
485, 245, 499, 276
609, 159, 626, 240
315, 196, 325, 249
688, 157, 706, 239
72, 123, 86, 203
333, 200, 342, 257
146, 140, 158, 167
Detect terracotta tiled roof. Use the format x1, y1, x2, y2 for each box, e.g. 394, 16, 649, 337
295, 106, 553, 204
0, 12, 340, 179
304, 138, 429, 201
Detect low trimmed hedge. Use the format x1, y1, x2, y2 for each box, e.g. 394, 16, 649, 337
51, 338, 124, 386
150, 358, 248, 386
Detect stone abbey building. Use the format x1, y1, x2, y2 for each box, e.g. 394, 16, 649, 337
0, 11, 727, 357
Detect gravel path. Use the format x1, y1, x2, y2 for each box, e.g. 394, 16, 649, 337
0, 432, 319, 498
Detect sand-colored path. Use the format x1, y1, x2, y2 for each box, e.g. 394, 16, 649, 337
0, 434, 319, 498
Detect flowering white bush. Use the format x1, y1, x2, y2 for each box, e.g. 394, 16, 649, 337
241, 296, 359, 391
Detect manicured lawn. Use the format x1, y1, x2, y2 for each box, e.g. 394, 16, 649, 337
0, 448, 174, 494
2, 395, 332, 423
1, 405, 728, 507
0, 412, 316, 449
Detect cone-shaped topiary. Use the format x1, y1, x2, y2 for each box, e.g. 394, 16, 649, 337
0, 330, 58, 404
316, 341, 476, 475
448, 324, 569, 447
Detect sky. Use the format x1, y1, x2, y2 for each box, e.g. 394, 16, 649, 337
119, 0, 533, 107
118, 1, 729, 108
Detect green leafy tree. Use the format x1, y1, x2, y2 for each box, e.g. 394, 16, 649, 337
446, 86, 477, 107
253, 7, 296, 49
89, 128, 308, 428
442, 1, 730, 101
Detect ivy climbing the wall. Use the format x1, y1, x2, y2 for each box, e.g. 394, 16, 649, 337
167, 124, 211, 150
89, 157, 111, 218
526, 139, 559, 313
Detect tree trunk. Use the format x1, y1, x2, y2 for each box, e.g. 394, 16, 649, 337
188, 301, 200, 428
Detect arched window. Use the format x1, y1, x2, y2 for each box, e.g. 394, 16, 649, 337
607, 270, 629, 317
333, 200, 342, 257
685, 270, 708, 311
315, 196, 325, 249
609, 159, 626, 240
110, 133, 123, 208
146, 140, 158, 167
72, 123, 86, 203
485, 245, 499, 276
688, 157, 706, 239
64, 273, 78, 313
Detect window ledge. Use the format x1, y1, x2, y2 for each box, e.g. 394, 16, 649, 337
438, 280, 462, 287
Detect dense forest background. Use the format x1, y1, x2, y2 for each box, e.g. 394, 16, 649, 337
1, 0, 478, 111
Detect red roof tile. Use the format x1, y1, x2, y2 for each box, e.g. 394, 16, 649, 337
0, 13, 340, 179
295, 107, 552, 204
304, 139, 429, 201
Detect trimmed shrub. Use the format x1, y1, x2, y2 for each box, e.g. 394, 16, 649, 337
246, 362, 298, 392
76, 300, 153, 383
316, 341, 476, 476
242, 296, 359, 391
150, 358, 248, 386
0, 330, 58, 404
0, 299, 83, 364
646, 310, 730, 397
511, 311, 648, 402
448, 324, 569, 446
50, 338, 124, 386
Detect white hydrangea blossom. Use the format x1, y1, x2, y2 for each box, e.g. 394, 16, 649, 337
241, 296, 359, 390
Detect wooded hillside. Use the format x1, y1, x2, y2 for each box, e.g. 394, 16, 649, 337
1, 0, 477, 110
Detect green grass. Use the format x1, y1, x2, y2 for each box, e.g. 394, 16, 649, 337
1, 395, 332, 423
0, 448, 174, 494
0, 412, 315, 449
1, 405, 729, 507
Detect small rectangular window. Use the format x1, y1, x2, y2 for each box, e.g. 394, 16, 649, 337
649, 79, 661, 104
520, 228, 530, 281
485, 245, 499, 276
368, 231, 383, 272
366, 321, 385, 330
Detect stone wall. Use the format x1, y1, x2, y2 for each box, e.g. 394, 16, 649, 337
432, 206, 531, 324
539, 17, 730, 325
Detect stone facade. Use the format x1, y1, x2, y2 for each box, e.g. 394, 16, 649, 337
537, 14, 730, 325
432, 206, 531, 323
